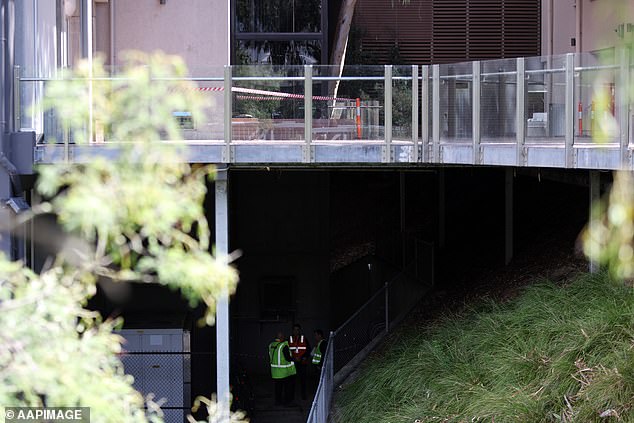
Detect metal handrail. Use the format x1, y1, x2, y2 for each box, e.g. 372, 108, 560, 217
21, 52, 632, 169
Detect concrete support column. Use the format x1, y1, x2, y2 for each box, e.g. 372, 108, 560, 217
437, 169, 445, 249
505, 168, 513, 265
400, 171, 406, 268
589, 171, 600, 273
215, 168, 230, 423
1, 0, 15, 259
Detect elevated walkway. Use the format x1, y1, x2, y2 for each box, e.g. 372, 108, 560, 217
21, 51, 633, 170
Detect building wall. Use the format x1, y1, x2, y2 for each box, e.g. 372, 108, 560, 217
112, 0, 229, 71
544, 0, 634, 56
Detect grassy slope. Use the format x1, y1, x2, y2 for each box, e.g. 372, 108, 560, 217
336, 273, 634, 422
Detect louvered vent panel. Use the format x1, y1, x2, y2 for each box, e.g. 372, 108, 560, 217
350, 0, 539, 65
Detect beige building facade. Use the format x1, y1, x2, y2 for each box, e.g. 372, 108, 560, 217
543, 0, 634, 56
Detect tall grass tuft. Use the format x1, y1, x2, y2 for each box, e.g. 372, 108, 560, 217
336, 272, 634, 422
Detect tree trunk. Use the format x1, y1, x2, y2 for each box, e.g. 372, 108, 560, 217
329, 0, 358, 116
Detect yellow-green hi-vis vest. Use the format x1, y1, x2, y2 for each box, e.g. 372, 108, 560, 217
312, 339, 324, 365
269, 340, 296, 379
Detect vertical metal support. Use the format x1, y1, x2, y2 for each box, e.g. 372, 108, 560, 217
421, 65, 430, 163
565, 53, 575, 168
472, 61, 481, 165
618, 46, 630, 169
437, 169, 446, 249
384, 281, 389, 333
304, 64, 313, 163
223, 66, 232, 163
13, 65, 19, 131
384, 65, 393, 163
516, 57, 526, 166
80, 0, 93, 143
432, 64, 440, 163
215, 169, 231, 423
412, 65, 419, 163
589, 171, 600, 273
80, 0, 92, 60
504, 168, 514, 265
400, 172, 406, 268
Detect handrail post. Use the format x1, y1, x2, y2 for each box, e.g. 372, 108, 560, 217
412, 65, 419, 163
618, 46, 630, 169
421, 65, 430, 163
384, 65, 393, 163
432, 64, 440, 163
304, 65, 313, 163
472, 61, 481, 165
13, 65, 20, 131
223, 65, 232, 163
516, 57, 526, 166
565, 53, 575, 168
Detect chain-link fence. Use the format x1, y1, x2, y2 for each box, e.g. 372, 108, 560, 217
307, 238, 434, 422
306, 332, 335, 423
118, 352, 255, 422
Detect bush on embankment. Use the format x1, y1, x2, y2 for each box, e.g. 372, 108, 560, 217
336, 272, 634, 422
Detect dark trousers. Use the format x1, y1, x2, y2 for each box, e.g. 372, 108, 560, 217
274, 376, 295, 405
294, 362, 307, 400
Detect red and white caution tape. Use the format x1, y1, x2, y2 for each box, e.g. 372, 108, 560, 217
192, 85, 354, 102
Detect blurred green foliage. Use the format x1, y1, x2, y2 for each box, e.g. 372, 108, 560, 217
0, 52, 245, 422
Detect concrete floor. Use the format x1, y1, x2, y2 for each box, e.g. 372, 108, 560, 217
248, 374, 318, 423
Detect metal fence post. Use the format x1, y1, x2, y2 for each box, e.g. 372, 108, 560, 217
516, 57, 526, 166
421, 65, 430, 163
223, 65, 232, 163
304, 64, 313, 163
412, 65, 419, 163
565, 53, 575, 168
432, 64, 440, 163
618, 46, 630, 169
13, 65, 20, 131
472, 61, 481, 165
384, 65, 393, 163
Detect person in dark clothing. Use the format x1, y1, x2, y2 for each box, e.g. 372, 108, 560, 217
268, 331, 296, 406
289, 324, 311, 401
311, 329, 327, 369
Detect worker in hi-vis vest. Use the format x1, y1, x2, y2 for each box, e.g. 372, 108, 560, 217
269, 331, 296, 406
289, 324, 311, 400
311, 329, 327, 369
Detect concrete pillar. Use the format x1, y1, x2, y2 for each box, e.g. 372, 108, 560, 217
400, 171, 406, 268
589, 171, 600, 273
1, 0, 15, 259
215, 168, 230, 423
437, 169, 445, 249
505, 168, 514, 265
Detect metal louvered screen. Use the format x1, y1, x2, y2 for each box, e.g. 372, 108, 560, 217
352, 0, 540, 65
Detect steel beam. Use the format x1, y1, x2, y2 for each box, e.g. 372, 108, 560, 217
421, 65, 429, 163
412, 65, 419, 163
505, 168, 513, 265
618, 46, 630, 169
516, 57, 526, 166
589, 171, 600, 273
223, 66, 232, 163
384, 65, 392, 163
215, 169, 230, 423
432, 64, 440, 163
304, 65, 312, 163
472, 61, 481, 165
565, 53, 574, 168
